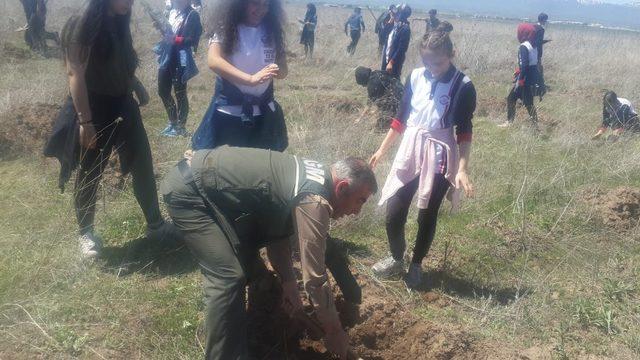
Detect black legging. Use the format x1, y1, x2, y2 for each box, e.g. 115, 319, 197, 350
385, 174, 450, 264
158, 66, 189, 127
507, 85, 537, 123
75, 94, 162, 234
347, 29, 361, 55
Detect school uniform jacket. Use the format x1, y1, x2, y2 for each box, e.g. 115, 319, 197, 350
390, 66, 475, 172
382, 21, 411, 77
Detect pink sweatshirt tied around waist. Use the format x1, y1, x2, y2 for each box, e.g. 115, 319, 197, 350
378, 126, 460, 210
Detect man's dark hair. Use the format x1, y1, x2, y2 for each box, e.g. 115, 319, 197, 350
355, 66, 372, 87
429, 9, 437, 15
333, 157, 378, 194
538, 13, 548, 23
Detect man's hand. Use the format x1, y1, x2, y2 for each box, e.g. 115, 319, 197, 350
79, 123, 97, 149
281, 280, 303, 316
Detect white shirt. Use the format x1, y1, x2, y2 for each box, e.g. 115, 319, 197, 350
619, 98, 637, 115
521, 41, 538, 66
385, 27, 395, 62
211, 24, 277, 116
405, 67, 471, 167
168, 9, 186, 34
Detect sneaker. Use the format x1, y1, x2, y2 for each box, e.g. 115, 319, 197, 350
174, 125, 189, 137
79, 232, 102, 259
372, 256, 405, 278
497, 121, 512, 128
405, 262, 423, 289
146, 221, 180, 244
160, 124, 177, 137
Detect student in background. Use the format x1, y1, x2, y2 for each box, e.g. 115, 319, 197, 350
158, 0, 202, 137
381, 4, 411, 79
20, 0, 60, 53
299, 3, 317, 58
500, 23, 539, 128
369, 22, 476, 289
344, 7, 365, 55
191, 0, 289, 151
46, 0, 174, 259
534, 12, 548, 96
592, 91, 639, 140
413, 9, 440, 34
375, 4, 396, 54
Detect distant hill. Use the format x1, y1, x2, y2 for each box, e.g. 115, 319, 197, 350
316, 0, 640, 30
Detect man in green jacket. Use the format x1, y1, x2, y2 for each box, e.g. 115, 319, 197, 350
161, 146, 377, 360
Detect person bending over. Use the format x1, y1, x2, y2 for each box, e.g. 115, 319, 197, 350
592, 91, 639, 140
161, 146, 377, 359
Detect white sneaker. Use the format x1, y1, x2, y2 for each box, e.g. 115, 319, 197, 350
405, 262, 423, 289
497, 121, 512, 128
372, 256, 405, 278
79, 232, 102, 259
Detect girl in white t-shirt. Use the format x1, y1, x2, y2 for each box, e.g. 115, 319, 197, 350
192, 0, 289, 151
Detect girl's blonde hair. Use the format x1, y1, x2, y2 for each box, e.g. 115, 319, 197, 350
420, 21, 454, 57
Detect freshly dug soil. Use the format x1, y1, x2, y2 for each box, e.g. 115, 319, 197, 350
582, 186, 640, 229
247, 265, 500, 359
0, 103, 60, 159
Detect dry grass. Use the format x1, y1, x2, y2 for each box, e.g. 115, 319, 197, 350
1, 1, 640, 359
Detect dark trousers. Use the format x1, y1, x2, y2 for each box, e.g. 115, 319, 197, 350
158, 66, 189, 127
385, 174, 450, 264
163, 167, 262, 359
347, 29, 361, 55
213, 110, 270, 149
300, 29, 315, 57
75, 94, 162, 234
507, 85, 537, 123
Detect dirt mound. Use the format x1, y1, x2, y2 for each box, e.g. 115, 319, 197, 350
0, 103, 60, 158
581, 186, 640, 229
347, 297, 477, 360
247, 264, 499, 360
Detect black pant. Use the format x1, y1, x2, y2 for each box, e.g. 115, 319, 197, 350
75, 94, 162, 234
347, 29, 361, 55
300, 29, 315, 57
385, 174, 450, 264
212, 110, 270, 149
158, 66, 189, 127
507, 85, 537, 123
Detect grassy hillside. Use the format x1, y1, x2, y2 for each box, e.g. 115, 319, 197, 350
1, 1, 639, 358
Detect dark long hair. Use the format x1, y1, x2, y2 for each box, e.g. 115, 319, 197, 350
207, 0, 286, 58
305, 3, 316, 20
61, 0, 138, 75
